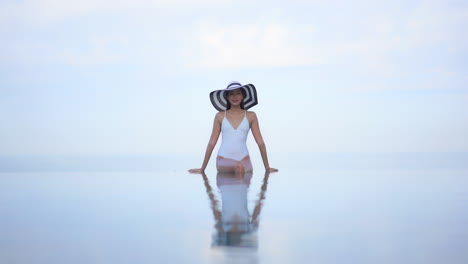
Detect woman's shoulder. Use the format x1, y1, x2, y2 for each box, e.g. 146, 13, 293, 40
246, 111, 257, 121
214, 111, 224, 120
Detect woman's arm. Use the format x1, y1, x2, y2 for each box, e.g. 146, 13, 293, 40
189, 113, 222, 174
250, 112, 278, 172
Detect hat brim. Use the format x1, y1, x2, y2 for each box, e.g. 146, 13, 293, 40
209, 84, 258, 112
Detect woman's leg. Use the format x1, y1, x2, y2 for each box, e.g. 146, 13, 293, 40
216, 155, 253, 175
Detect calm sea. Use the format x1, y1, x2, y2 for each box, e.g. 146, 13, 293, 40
1, 153, 467, 264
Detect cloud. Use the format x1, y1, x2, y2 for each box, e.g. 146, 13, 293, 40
2, 0, 467, 87
181, 0, 467, 75
0, 0, 232, 25
59, 36, 129, 66
0, 31, 131, 67
184, 23, 323, 69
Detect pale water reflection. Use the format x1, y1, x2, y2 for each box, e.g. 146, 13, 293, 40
200, 171, 270, 250
199, 171, 272, 264
0, 153, 467, 264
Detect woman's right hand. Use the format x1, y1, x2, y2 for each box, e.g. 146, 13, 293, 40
188, 168, 204, 174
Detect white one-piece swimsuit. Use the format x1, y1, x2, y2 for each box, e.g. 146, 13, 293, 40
218, 111, 250, 161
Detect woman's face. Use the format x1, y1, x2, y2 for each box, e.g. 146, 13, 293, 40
227, 89, 244, 106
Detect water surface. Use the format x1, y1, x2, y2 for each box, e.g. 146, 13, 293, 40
1, 153, 467, 263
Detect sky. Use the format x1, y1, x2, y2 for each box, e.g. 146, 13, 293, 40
0, 0, 467, 156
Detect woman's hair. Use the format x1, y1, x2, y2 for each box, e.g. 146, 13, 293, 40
224, 88, 247, 110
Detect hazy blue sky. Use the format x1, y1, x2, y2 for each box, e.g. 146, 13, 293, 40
1, 0, 467, 156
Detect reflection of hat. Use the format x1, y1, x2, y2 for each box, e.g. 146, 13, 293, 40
209, 81, 258, 112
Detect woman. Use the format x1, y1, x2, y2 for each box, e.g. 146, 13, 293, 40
189, 81, 278, 175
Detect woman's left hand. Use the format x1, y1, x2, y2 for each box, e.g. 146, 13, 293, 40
266, 167, 278, 173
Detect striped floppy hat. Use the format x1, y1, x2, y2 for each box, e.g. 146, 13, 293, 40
209, 81, 258, 111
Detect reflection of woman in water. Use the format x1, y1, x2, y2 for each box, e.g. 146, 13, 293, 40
189, 81, 278, 175
200, 171, 272, 248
